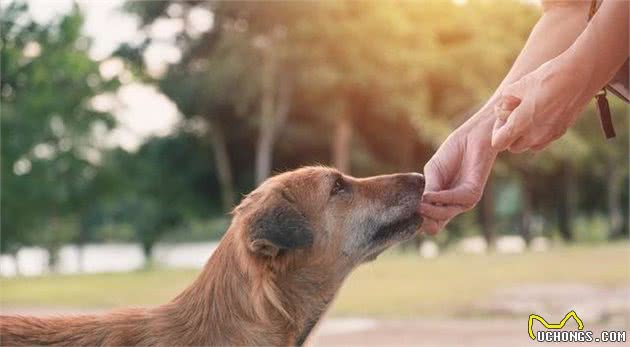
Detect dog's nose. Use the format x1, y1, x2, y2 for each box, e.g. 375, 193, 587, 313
396, 172, 425, 190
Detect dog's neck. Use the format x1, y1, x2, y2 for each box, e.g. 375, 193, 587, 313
155, 230, 344, 346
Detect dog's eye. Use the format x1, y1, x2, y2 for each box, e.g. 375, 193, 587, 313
331, 177, 346, 196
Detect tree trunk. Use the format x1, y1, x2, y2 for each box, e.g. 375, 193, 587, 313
76, 244, 85, 273
207, 120, 235, 212
557, 163, 575, 242
519, 176, 533, 245
606, 157, 624, 239
477, 175, 496, 249
255, 44, 291, 185
256, 42, 277, 185
46, 217, 60, 273
141, 240, 153, 270
77, 222, 88, 273
332, 109, 352, 173
11, 251, 21, 277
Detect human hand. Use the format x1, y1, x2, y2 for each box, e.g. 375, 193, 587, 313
419, 115, 497, 235
491, 57, 591, 152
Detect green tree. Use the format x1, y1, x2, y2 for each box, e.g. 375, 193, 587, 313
95, 133, 220, 259
116, 0, 624, 248
1, 2, 118, 269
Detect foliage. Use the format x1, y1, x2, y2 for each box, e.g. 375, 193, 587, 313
1, 0, 627, 265
1, 2, 118, 257
92, 132, 223, 256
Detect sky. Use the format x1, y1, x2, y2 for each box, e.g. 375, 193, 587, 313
21, 0, 183, 152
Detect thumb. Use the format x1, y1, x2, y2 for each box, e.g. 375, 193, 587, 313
422, 181, 480, 209
492, 106, 525, 151
423, 164, 440, 193
495, 80, 524, 122
495, 95, 522, 122
491, 86, 533, 152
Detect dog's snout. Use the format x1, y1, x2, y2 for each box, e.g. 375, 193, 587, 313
358, 172, 425, 199
395, 172, 425, 191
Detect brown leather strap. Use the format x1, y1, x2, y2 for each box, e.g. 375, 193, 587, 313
595, 90, 616, 138
588, 0, 616, 139
588, 0, 598, 19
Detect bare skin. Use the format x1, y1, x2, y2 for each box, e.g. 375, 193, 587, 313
493, 0, 629, 152
420, 0, 628, 234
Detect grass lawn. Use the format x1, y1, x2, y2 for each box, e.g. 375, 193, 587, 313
1, 242, 628, 317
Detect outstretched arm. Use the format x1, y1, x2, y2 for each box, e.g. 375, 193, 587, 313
492, 0, 629, 152
571, 0, 629, 95
421, 1, 592, 234
491, 0, 592, 104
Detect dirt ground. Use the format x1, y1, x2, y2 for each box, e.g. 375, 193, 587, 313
310, 317, 629, 347
311, 284, 630, 346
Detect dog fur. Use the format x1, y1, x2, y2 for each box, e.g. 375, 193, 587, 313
0, 166, 424, 346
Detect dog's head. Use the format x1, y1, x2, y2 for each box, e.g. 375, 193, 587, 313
232, 166, 424, 269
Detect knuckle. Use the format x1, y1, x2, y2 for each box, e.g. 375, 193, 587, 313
463, 192, 482, 210
509, 145, 527, 154
428, 226, 441, 235
423, 225, 437, 235
464, 201, 478, 211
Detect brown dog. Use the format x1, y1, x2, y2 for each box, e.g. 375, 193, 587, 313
0, 166, 424, 346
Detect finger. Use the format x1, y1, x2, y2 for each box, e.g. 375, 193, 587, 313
422, 182, 480, 209
549, 127, 567, 143
530, 142, 549, 152
492, 117, 506, 138
422, 163, 441, 193
508, 135, 532, 153
420, 218, 438, 235
419, 202, 462, 221
526, 133, 554, 152
420, 218, 443, 236
493, 114, 507, 131
494, 105, 511, 122
494, 95, 521, 122
501, 94, 522, 111
491, 101, 531, 151
492, 78, 532, 151
530, 127, 566, 152
423, 147, 460, 193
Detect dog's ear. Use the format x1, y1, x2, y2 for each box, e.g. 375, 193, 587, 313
247, 191, 314, 258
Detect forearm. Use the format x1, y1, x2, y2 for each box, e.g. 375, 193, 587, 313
560, 0, 629, 99
475, 2, 590, 118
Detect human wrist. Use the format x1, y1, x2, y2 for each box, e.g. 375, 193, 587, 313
548, 50, 595, 108
466, 103, 499, 132
458, 106, 498, 153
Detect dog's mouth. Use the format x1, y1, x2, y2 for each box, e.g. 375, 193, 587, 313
363, 212, 422, 262
371, 212, 422, 243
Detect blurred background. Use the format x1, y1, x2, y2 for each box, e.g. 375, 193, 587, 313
1, 0, 628, 346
